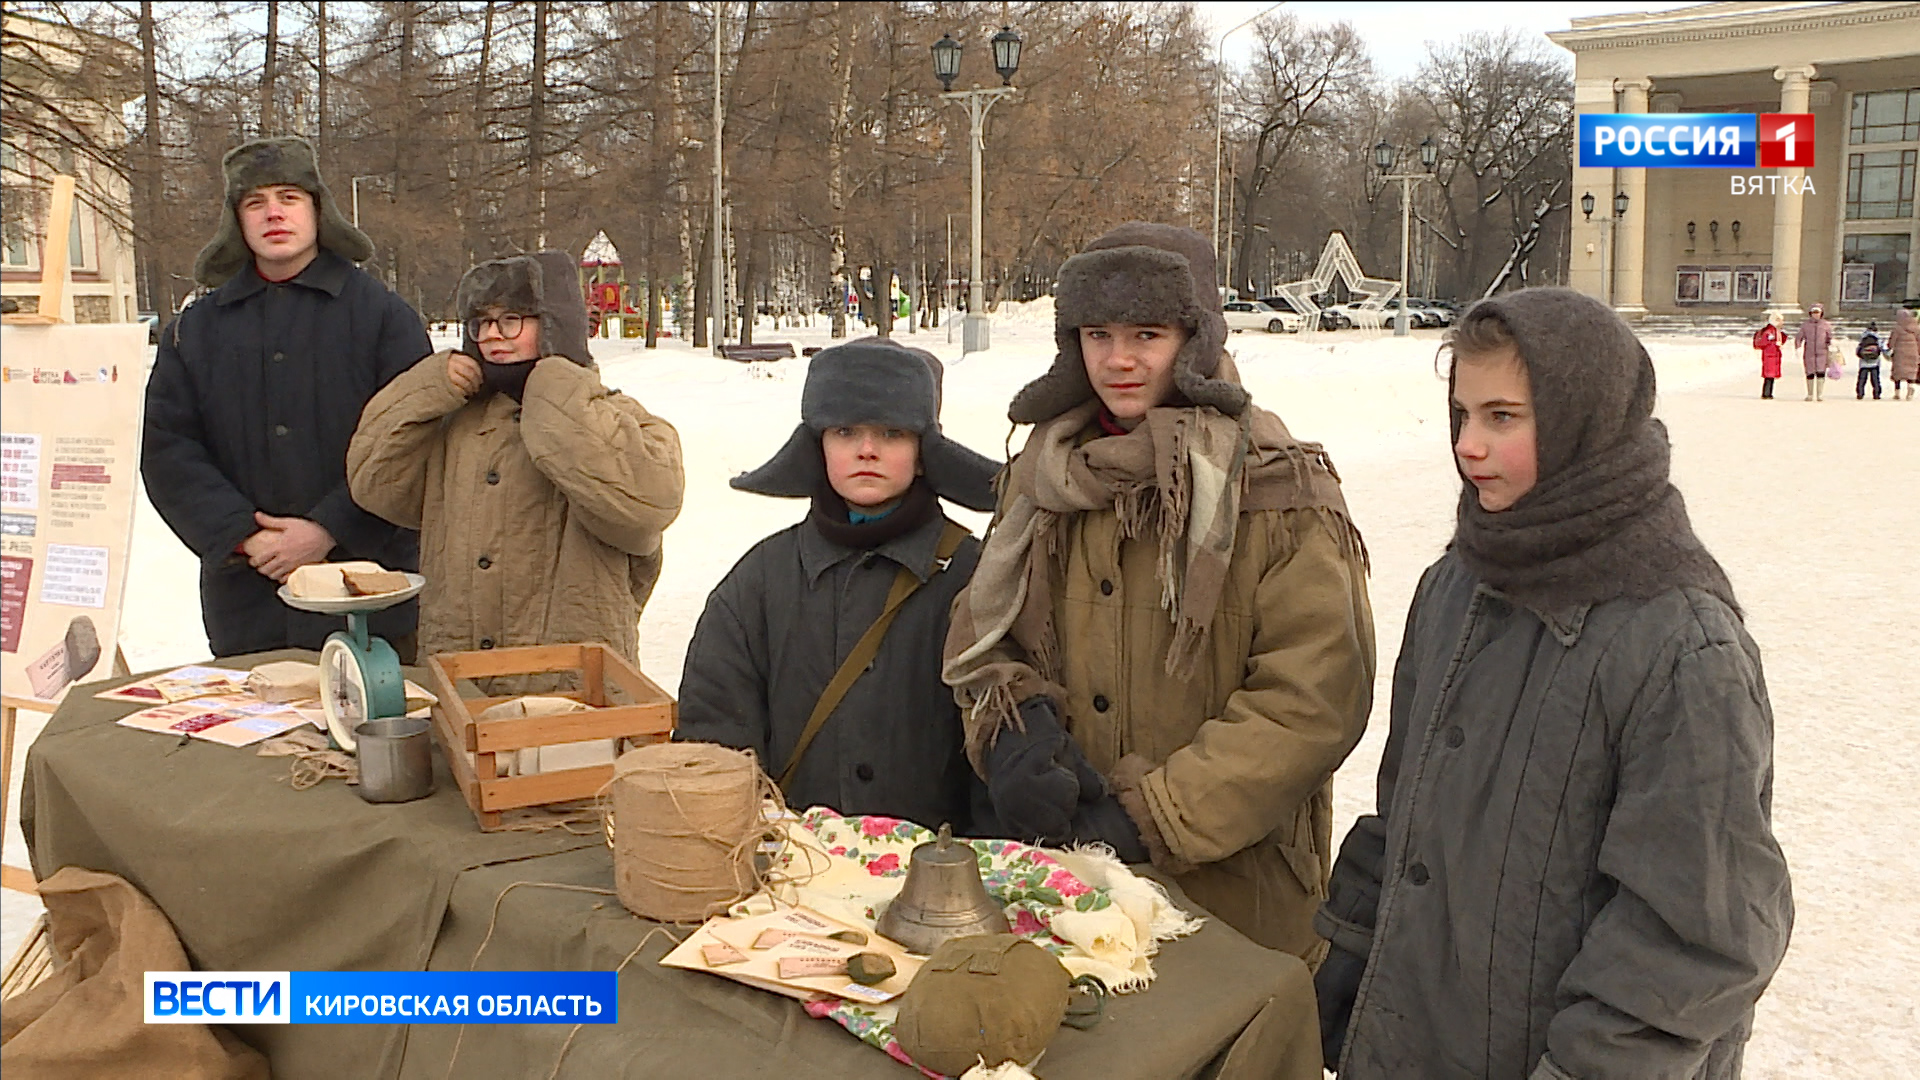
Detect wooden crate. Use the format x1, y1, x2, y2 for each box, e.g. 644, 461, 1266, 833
424, 643, 676, 831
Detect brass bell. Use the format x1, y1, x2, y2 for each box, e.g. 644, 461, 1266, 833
877, 823, 1010, 955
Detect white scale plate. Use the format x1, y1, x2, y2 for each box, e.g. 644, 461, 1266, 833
275, 573, 425, 615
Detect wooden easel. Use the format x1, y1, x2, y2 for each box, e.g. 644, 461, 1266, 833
2, 173, 82, 895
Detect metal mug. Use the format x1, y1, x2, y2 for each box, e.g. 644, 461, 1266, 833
354, 716, 435, 803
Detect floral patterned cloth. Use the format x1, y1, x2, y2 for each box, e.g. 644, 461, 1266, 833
731, 808, 1199, 1078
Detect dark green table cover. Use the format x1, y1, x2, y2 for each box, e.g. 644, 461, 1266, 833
23, 651, 1316, 1080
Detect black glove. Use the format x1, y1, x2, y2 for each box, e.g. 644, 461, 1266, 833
984, 697, 1100, 844
1065, 794, 1149, 864
1313, 943, 1369, 1071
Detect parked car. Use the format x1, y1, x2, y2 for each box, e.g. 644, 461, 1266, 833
1258, 297, 1350, 331
1345, 299, 1447, 328
1223, 299, 1302, 334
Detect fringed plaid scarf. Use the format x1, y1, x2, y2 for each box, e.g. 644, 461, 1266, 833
943, 398, 1362, 768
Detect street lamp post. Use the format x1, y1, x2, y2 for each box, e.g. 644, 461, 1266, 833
1581, 190, 1630, 308
1213, 2, 1290, 292
711, 2, 727, 357
1374, 136, 1438, 337
1212, 2, 1286, 292
350, 174, 386, 229
933, 26, 1020, 354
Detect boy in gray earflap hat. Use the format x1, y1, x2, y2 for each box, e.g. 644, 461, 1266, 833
348, 251, 684, 668
676, 337, 1000, 833
143, 135, 428, 659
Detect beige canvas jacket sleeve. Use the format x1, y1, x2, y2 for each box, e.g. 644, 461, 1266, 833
516, 357, 684, 555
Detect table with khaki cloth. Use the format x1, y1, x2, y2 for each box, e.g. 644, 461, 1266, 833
22, 650, 1321, 1080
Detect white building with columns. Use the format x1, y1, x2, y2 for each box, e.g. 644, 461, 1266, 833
1550, 2, 1920, 322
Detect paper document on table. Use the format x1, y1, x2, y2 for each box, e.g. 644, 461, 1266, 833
660, 905, 921, 1005
96, 664, 249, 704
115, 695, 310, 747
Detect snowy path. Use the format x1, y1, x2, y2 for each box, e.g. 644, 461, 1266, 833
4, 314, 1914, 1074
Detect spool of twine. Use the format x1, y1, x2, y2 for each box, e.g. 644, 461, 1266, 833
608, 742, 764, 922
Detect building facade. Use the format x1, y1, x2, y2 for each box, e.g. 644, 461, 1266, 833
1550, 2, 1920, 321
1, 14, 139, 324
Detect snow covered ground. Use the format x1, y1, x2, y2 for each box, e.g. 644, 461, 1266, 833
5, 306, 1915, 1074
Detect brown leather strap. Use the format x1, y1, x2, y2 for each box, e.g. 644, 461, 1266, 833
777, 522, 969, 791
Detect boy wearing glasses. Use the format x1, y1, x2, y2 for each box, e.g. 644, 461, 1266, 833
347, 251, 684, 668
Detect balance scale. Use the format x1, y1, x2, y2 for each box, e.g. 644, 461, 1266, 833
277, 574, 425, 752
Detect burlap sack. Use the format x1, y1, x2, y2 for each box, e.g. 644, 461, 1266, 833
0, 867, 269, 1079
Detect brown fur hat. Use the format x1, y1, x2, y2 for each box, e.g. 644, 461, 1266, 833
192, 136, 373, 288
454, 251, 593, 367
1009, 222, 1246, 424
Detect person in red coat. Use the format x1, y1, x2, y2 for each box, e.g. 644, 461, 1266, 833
1752, 315, 1785, 399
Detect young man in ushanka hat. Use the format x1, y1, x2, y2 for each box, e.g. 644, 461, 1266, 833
942, 222, 1377, 962
348, 251, 684, 667
143, 135, 429, 659
676, 337, 1001, 834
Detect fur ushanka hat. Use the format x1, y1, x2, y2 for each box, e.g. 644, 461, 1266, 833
731, 337, 1001, 511
1009, 221, 1248, 424
192, 136, 374, 288
455, 250, 594, 367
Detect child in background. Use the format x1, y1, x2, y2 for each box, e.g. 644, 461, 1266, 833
1314, 289, 1792, 1080
1751, 314, 1784, 399
1856, 321, 1884, 400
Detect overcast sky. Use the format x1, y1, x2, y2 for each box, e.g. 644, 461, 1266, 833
1196, 2, 1701, 79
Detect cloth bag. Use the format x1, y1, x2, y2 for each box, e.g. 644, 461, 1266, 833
1827, 343, 1846, 380
0, 867, 269, 1080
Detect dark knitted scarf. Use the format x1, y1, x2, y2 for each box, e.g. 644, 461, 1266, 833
809, 478, 937, 550
1449, 288, 1739, 618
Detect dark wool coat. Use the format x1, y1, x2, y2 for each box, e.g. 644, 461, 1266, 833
1319, 553, 1792, 1080
142, 250, 430, 656
676, 511, 987, 833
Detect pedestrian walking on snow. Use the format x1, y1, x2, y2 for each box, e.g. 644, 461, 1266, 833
1795, 303, 1834, 400
1887, 308, 1918, 400
1752, 315, 1785, 398
1856, 323, 1885, 399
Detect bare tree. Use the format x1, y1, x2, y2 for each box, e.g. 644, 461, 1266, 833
1414, 30, 1572, 297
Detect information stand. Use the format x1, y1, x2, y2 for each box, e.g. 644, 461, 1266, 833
1, 174, 147, 894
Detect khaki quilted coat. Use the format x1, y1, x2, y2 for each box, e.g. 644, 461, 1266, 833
346, 350, 683, 662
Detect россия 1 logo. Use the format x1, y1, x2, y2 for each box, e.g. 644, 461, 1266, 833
1579, 113, 1814, 169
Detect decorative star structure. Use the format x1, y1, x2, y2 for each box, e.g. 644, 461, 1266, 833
1270, 232, 1400, 327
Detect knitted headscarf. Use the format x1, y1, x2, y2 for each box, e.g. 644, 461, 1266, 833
1448, 288, 1738, 619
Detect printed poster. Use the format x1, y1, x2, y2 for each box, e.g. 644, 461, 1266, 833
1841, 264, 1874, 304
0, 323, 145, 705
1703, 269, 1732, 303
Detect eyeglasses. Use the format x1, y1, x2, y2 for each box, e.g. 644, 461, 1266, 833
467, 313, 528, 339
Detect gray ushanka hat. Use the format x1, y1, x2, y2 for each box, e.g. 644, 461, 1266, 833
192, 136, 373, 288
731, 337, 1001, 512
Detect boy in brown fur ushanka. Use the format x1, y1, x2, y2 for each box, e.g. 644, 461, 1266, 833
942, 222, 1376, 963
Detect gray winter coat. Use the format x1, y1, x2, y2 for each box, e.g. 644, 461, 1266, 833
676, 510, 987, 833
1319, 553, 1792, 1080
